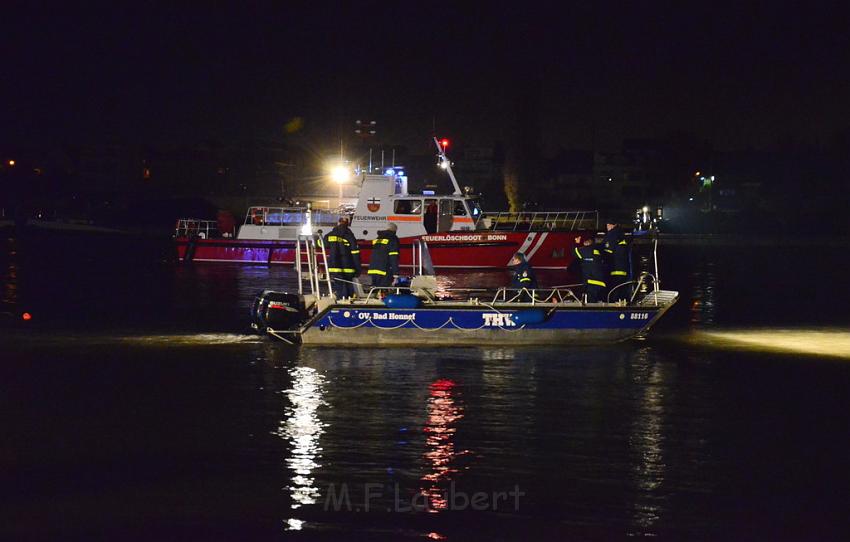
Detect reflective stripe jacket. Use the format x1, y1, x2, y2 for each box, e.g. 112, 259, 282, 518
367, 229, 400, 277
510, 256, 538, 290
323, 225, 361, 274
574, 244, 607, 287
603, 226, 630, 277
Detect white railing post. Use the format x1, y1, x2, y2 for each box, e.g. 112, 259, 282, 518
653, 236, 660, 292
320, 236, 333, 296
313, 238, 322, 295
296, 236, 303, 295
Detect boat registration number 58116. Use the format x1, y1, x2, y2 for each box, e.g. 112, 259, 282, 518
630, 312, 650, 320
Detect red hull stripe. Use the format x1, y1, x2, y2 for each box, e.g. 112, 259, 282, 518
176, 231, 587, 269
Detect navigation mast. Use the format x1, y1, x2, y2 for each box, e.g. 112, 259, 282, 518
433, 137, 462, 196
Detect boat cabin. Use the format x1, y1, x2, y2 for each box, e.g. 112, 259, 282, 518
349, 171, 481, 240
233, 170, 483, 241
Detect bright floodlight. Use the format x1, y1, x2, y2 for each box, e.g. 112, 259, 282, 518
331, 165, 349, 184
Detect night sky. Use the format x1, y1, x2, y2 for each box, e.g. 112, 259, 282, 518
4, 3, 849, 153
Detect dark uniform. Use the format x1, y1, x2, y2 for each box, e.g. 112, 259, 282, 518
510, 253, 538, 289
603, 225, 631, 302
424, 201, 438, 234
323, 223, 361, 298
367, 228, 400, 287
574, 243, 607, 303
509, 252, 538, 302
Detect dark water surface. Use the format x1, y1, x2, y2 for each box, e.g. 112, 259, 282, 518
2, 233, 850, 540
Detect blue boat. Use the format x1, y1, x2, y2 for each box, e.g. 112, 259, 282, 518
250, 233, 678, 346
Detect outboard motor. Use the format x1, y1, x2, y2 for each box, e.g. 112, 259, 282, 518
251, 290, 308, 333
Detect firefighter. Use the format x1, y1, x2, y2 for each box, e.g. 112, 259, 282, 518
424, 200, 438, 234
573, 236, 607, 303
603, 219, 631, 302
508, 251, 538, 302
323, 217, 361, 298
509, 251, 538, 289
367, 222, 400, 288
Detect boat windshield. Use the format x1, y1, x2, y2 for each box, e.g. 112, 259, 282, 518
468, 198, 483, 218
244, 206, 341, 226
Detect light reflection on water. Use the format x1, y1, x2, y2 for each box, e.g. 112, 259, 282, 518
5, 240, 850, 539
691, 328, 850, 359
689, 260, 717, 328
2, 236, 18, 313
420, 378, 468, 512
627, 347, 667, 535
4, 332, 264, 347
275, 366, 326, 516
118, 333, 264, 346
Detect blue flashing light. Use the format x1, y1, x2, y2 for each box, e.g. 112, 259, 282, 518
423, 190, 435, 195
385, 168, 395, 176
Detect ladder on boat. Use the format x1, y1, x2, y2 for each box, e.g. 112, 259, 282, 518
295, 234, 334, 297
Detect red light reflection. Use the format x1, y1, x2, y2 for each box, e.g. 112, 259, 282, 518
420, 378, 468, 512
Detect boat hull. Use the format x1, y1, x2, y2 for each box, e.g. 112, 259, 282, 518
175, 230, 586, 269
295, 299, 676, 346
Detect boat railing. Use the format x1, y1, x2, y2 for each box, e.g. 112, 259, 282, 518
606, 273, 661, 304
351, 285, 586, 305
476, 210, 599, 231
175, 219, 223, 238
329, 278, 675, 309
244, 206, 344, 227
490, 286, 585, 304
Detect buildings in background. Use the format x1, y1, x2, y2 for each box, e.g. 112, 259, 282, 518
3, 134, 847, 234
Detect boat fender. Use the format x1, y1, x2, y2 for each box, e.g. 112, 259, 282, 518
510, 309, 547, 326
383, 294, 420, 309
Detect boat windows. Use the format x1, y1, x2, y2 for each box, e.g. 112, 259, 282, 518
393, 199, 422, 215
453, 200, 468, 216
243, 206, 336, 226
248, 207, 266, 225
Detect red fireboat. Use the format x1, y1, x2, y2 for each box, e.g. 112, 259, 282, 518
174, 138, 597, 269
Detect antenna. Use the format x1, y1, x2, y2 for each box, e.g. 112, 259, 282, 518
433, 137, 462, 195
354, 119, 377, 171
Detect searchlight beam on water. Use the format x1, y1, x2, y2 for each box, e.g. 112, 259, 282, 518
690, 328, 850, 360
